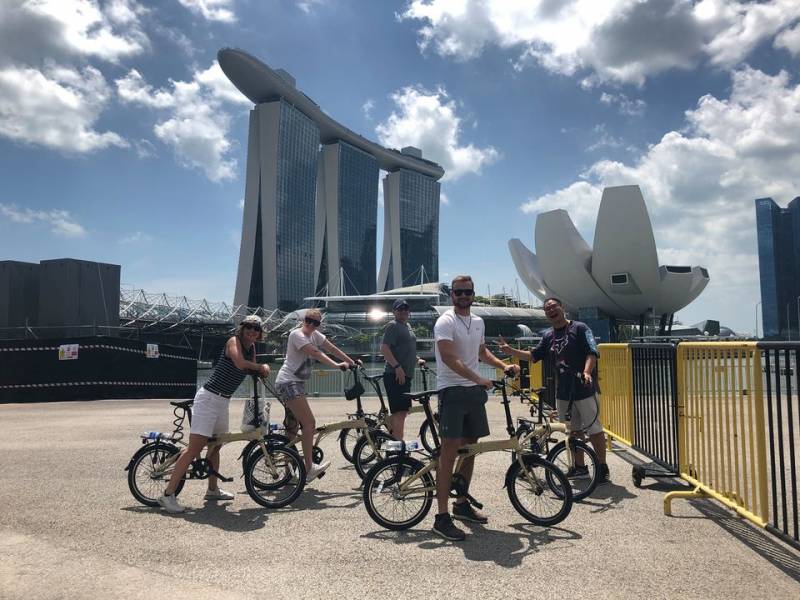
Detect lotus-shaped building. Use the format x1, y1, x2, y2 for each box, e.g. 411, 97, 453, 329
509, 185, 709, 321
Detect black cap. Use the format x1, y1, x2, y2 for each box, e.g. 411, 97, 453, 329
393, 298, 410, 310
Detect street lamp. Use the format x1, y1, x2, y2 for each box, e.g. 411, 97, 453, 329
788, 301, 792, 341
755, 301, 762, 339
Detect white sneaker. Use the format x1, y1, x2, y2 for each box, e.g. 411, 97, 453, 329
307, 461, 331, 482
157, 493, 185, 513
204, 487, 235, 501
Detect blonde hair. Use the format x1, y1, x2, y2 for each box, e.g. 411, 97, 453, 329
304, 308, 322, 321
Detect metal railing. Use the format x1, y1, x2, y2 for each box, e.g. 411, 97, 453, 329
760, 343, 800, 548
597, 344, 634, 446
630, 343, 679, 475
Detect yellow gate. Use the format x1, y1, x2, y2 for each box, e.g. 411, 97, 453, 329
597, 343, 634, 446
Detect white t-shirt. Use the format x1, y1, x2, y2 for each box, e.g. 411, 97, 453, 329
276, 328, 327, 384
434, 309, 485, 390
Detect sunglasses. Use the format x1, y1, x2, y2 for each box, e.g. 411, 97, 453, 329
304, 317, 321, 327
452, 288, 475, 297
243, 324, 262, 332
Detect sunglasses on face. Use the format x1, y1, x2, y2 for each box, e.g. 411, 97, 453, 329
304, 317, 321, 327
452, 288, 475, 297
243, 324, 262, 332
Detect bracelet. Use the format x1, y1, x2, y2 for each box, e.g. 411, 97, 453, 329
392, 364, 400, 370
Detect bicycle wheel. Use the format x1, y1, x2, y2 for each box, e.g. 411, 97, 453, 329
353, 430, 393, 479
546, 439, 599, 501
240, 433, 291, 473
339, 427, 362, 463
505, 456, 572, 526
244, 445, 306, 509
418, 416, 438, 454
362, 456, 434, 530
127, 442, 184, 507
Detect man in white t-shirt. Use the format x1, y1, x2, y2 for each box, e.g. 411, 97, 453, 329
432, 275, 519, 541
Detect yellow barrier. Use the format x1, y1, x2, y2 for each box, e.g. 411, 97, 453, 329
597, 343, 634, 446
665, 342, 769, 527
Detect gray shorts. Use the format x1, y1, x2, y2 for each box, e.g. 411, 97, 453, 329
274, 381, 305, 430
438, 385, 490, 440
556, 394, 604, 436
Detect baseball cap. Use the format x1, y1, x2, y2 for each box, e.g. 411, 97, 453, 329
393, 298, 410, 310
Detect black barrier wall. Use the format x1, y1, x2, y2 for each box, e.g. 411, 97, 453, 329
0, 336, 197, 402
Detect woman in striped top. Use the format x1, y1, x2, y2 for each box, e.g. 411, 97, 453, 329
157, 315, 269, 514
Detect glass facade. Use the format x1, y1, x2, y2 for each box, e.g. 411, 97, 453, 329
336, 142, 379, 295
274, 101, 320, 311
755, 196, 800, 338
399, 169, 440, 285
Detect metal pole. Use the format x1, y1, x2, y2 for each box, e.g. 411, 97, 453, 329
788, 302, 792, 341
755, 301, 762, 339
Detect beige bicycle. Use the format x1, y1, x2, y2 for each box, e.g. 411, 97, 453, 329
361, 377, 573, 530
125, 375, 306, 509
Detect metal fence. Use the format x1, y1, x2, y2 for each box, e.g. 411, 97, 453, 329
597, 344, 634, 446
630, 343, 679, 479
760, 342, 800, 549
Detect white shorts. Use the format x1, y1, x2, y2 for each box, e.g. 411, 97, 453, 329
556, 394, 604, 436
190, 387, 230, 437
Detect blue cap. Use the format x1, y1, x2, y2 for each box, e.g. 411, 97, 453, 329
393, 298, 410, 310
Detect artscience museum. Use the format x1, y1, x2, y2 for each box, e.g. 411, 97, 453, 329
509, 185, 709, 339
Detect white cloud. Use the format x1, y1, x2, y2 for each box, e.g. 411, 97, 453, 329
297, 0, 325, 14
0, 0, 149, 64
119, 231, 153, 244
775, 22, 800, 56
375, 85, 498, 181
600, 91, 645, 117
177, 0, 235, 23
0, 63, 126, 152
400, 0, 800, 85
0, 203, 87, 237
362, 98, 375, 119
520, 66, 800, 329
440, 191, 450, 206
116, 63, 249, 182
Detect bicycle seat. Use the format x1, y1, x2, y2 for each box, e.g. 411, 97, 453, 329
170, 400, 193, 409
363, 373, 384, 384
404, 390, 438, 402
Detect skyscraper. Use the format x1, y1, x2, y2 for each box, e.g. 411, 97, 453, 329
378, 159, 441, 291
755, 196, 800, 338
219, 48, 444, 310
234, 100, 320, 311
314, 141, 379, 296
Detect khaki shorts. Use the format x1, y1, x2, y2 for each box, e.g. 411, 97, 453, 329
556, 394, 604, 436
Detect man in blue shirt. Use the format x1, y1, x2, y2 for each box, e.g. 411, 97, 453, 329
499, 297, 609, 484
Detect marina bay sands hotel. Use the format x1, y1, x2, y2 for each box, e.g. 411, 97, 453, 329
218, 49, 445, 311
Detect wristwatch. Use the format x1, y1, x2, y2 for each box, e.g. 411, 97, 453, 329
392, 364, 400, 370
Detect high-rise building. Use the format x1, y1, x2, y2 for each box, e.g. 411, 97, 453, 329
219, 48, 444, 311
234, 100, 320, 311
378, 162, 441, 291
314, 141, 379, 296
755, 196, 800, 338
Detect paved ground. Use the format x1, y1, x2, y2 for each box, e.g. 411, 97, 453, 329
1, 397, 799, 600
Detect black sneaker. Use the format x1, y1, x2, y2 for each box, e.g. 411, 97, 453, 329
452, 501, 488, 524
433, 513, 466, 541
566, 465, 590, 479
596, 463, 610, 485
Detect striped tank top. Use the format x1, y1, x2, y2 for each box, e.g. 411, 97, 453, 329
204, 338, 254, 398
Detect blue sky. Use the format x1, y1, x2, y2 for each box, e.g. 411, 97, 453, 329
1, 0, 799, 334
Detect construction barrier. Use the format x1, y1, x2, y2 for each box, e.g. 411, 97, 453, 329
596, 343, 634, 446
665, 343, 770, 529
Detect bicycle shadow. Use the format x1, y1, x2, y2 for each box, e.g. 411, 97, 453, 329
361, 523, 581, 568
282, 486, 362, 511
120, 498, 271, 532
577, 481, 638, 514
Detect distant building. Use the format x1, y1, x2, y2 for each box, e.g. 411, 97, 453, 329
378, 165, 441, 291
755, 196, 800, 338
219, 48, 444, 311
314, 141, 379, 297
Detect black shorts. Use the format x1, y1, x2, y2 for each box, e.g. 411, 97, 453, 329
383, 372, 413, 413
438, 385, 490, 439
